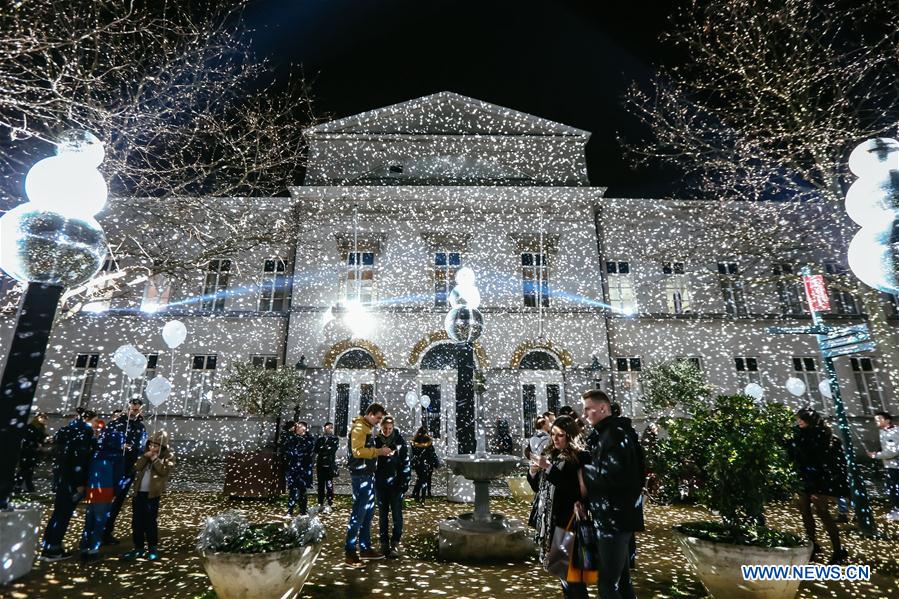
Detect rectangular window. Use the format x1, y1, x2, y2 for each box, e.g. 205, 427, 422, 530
717, 262, 747, 316
522, 384, 538, 434
251, 354, 279, 370
202, 259, 231, 312
823, 262, 859, 315
851, 357, 884, 415
677, 356, 703, 371
614, 357, 642, 412
772, 263, 806, 316
187, 354, 217, 415
360, 383, 374, 416
522, 252, 550, 308
341, 251, 376, 305
335, 383, 350, 437
547, 384, 561, 415
792, 356, 824, 410
734, 356, 761, 386
140, 273, 171, 313
607, 261, 636, 314
258, 258, 291, 312
434, 251, 462, 307
421, 383, 442, 438
66, 353, 100, 410
81, 258, 118, 313
662, 261, 691, 314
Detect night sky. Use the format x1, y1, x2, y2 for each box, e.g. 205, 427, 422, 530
244, 0, 682, 197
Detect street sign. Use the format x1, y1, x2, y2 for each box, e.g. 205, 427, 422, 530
803, 274, 831, 312
822, 342, 876, 359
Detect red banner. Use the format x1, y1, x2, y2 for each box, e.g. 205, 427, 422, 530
803, 274, 831, 312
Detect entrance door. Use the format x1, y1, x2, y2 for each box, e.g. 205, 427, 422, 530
520, 372, 564, 436
419, 370, 457, 457
331, 370, 376, 438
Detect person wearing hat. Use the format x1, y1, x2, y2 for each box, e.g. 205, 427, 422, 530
122, 430, 176, 561
102, 398, 147, 545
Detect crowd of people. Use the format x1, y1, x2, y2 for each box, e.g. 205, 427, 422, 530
29, 398, 176, 563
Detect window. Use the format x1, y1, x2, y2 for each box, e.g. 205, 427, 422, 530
141, 273, 171, 313
66, 353, 100, 410
823, 262, 859, 315
772, 263, 806, 316
341, 251, 376, 305
614, 357, 642, 411
792, 356, 824, 410
251, 354, 279, 370
717, 262, 747, 316
734, 356, 761, 386
884, 293, 899, 318
522, 384, 538, 436
662, 261, 691, 314
81, 258, 118, 313
607, 261, 636, 314
187, 354, 217, 415
202, 259, 231, 312
421, 383, 442, 438
851, 357, 884, 414
522, 252, 550, 307
335, 384, 350, 437
434, 251, 462, 307
258, 258, 291, 312
677, 356, 703, 371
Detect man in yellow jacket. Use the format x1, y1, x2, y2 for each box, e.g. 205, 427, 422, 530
345, 403, 393, 566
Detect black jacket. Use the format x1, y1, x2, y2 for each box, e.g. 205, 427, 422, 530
582, 416, 646, 534
411, 435, 439, 473
107, 414, 146, 468
786, 425, 849, 497
375, 430, 412, 492
52, 419, 95, 494
19, 421, 48, 466
527, 449, 591, 530
314, 434, 339, 478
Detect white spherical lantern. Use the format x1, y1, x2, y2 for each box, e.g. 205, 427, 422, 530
455, 266, 476, 287
785, 377, 807, 397
847, 222, 898, 293
56, 129, 105, 168
449, 283, 481, 310
445, 306, 484, 343
24, 154, 108, 218
844, 172, 898, 228
848, 138, 899, 179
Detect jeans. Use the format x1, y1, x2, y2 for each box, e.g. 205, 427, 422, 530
345, 475, 376, 554
317, 474, 334, 506
103, 473, 135, 538
596, 531, 635, 599
80, 503, 112, 554
287, 478, 309, 515
378, 487, 404, 549
42, 488, 83, 551
132, 491, 161, 550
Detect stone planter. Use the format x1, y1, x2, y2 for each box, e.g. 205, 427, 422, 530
223, 451, 284, 499
506, 476, 532, 501
674, 528, 813, 599
0, 506, 43, 585
200, 542, 322, 599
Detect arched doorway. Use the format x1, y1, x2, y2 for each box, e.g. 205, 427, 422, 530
418, 343, 459, 456
331, 348, 377, 438
519, 350, 564, 437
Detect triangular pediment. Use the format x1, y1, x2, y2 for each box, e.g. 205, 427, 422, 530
306, 92, 589, 138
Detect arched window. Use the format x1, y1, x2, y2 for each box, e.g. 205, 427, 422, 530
335, 349, 376, 370
519, 350, 561, 371
420, 343, 458, 370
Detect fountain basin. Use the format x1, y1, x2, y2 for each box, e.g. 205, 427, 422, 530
445, 454, 522, 481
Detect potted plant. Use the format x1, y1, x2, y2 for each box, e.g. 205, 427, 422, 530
221, 362, 304, 498
197, 510, 325, 599
656, 393, 807, 599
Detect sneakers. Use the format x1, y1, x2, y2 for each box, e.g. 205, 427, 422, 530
38, 549, 74, 562
886, 510, 899, 522
382, 545, 399, 559
359, 549, 385, 560
122, 549, 146, 561
828, 548, 849, 565
146, 548, 159, 561
344, 552, 362, 567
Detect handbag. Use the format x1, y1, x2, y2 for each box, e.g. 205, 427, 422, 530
545, 514, 576, 579
567, 513, 599, 584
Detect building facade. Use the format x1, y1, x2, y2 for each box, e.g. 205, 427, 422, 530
0, 92, 895, 455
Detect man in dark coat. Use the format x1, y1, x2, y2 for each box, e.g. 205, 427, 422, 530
102, 399, 147, 544
40, 409, 98, 561
374, 416, 411, 558
579, 389, 645, 599
314, 422, 339, 508
15, 412, 50, 492
283, 421, 316, 515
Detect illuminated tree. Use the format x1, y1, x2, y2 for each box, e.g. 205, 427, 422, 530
623, 0, 899, 388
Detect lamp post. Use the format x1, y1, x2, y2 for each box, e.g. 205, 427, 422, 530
0, 131, 109, 508
444, 267, 483, 455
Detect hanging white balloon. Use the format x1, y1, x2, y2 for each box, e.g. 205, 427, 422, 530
404, 391, 419, 409
743, 383, 764, 401
818, 380, 833, 399
145, 376, 172, 407
162, 320, 188, 349
785, 377, 807, 397
420, 394, 431, 408
113, 344, 142, 371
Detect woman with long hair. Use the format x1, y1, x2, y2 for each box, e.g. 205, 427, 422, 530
528, 415, 591, 598
410, 426, 438, 502
786, 408, 849, 564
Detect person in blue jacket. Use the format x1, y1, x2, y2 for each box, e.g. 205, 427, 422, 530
374, 415, 411, 558
102, 399, 147, 545
283, 421, 316, 515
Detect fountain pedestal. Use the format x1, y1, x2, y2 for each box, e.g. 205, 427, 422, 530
437, 454, 536, 562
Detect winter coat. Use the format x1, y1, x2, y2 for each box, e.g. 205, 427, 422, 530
347, 416, 379, 476
375, 430, 412, 493
411, 435, 439, 474
51, 419, 95, 494
582, 416, 646, 534
314, 434, 340, 479
528, 449, 591, 564
787, 425, 850, 497
282, 431, 315, 486
86, 428, 125, 504
874, 425, 899, 470
19, 421, 48, 468
107, 414, 147, 469
132, 430, 176, 499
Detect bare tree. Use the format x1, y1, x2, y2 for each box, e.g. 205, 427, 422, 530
622, 0, 899, 389
0, 0, 316, 312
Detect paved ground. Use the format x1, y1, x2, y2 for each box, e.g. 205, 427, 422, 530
7, 481, 899, 598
